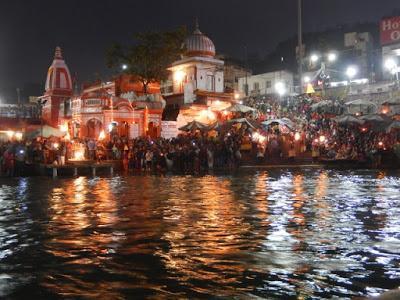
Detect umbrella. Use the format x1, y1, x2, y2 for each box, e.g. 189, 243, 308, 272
359, 114, 391, 124
386, 120, 400, 132
25, 125, 65, 138
345, 99, 377, 114
334, 115, 365, 125
261, 119, 295, 131
311, 100, 343, 114
178, 120, 207, 132
281, 117, 295, 127
226, 104, 256, 113
382, 98, 400, 106
311, 100, 332, 110
205, 121, 223, 131
227, 118, 258, 129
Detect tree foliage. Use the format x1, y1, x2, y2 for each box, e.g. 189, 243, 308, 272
107, 27, 186, 94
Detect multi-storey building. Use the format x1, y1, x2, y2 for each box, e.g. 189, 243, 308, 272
381, 16, 400, 81
238, 70, 294, 97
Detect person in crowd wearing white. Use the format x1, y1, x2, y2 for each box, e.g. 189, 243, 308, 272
145, 150, 153, 171
59, 143, 66, 165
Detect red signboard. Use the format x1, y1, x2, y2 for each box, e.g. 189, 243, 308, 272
381, 16, 400, 45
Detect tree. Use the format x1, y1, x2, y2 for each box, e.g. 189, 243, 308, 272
107, 27, 186, 94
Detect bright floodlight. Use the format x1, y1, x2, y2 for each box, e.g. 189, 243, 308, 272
173, 70, 186, 82
346, 66, 357, 79
328, 52, 337, 62
122, 64, 128, 70
303, 76, 311, 83
310, 54, 319, 63
275, 82, 286, 96
385, 58, 397, 70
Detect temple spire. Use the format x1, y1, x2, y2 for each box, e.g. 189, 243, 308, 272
194, 17, 201, 33
54, 46, 63, 59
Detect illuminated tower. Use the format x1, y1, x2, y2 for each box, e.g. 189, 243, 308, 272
42, 46, 72, 127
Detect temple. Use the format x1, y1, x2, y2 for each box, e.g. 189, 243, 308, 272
70, 77, 163, 139
42, 47, 73, 127
41, 24, 236, 139
41, 47, 164, 140
162, 22, 235, 126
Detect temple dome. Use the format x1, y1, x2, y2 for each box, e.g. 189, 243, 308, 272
45, 47, 72, 92
184, 23, 215, 58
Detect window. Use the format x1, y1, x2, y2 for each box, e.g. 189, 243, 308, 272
85, 99, 101, 106
266, 81, 271, 88
206, 75, 215, 91
253, 82, 259, 91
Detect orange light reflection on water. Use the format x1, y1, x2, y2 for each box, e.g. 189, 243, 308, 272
42, 177, 125, 299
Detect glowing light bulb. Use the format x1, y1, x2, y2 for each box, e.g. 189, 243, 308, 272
173, 70, 186, 82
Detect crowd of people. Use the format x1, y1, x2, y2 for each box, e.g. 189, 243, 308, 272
247, 94, 400, 165
0, 128, 246, 176
1, 94, 400, 176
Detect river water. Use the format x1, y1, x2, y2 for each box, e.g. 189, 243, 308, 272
1, 169, 400, 299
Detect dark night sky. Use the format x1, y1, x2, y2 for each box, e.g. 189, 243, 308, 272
0, 0, 399, 101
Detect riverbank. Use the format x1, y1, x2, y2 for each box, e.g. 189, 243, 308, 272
1, 158, 400, 178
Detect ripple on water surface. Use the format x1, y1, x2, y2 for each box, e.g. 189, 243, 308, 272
1, 169, 400, 299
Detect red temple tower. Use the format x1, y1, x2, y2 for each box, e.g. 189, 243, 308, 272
42, 47, 72, 127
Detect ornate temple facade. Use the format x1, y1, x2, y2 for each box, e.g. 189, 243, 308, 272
163, 23, 235, 126
42, 24, 235, 139
42, 47, 73, 127
70, 78, 163, 139
42, 47, 164, 140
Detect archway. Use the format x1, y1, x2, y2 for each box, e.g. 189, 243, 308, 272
148, 122, 159, 139
86, 118, 102, 139
118, 121, 130, 138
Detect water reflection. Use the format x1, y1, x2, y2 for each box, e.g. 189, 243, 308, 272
0, 170, 400, 298
40, 177, 127, 298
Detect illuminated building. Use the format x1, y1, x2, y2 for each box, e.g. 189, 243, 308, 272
381, 16, 400, 80
162, 22, 235, 126
41, 47, 73, 127
41, 47, 164, 139
70, 77, 163, 139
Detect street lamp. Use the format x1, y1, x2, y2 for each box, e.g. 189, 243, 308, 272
385, 58, 397, 70
275, 81, 286, 96
327, 52, 337, 62
307, 51, 336, 91
122, 64, 128, 70
385, 58, 399, 82
346, 66, 358, 94
310, 54, 319, 63
346, 66, 357, 80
